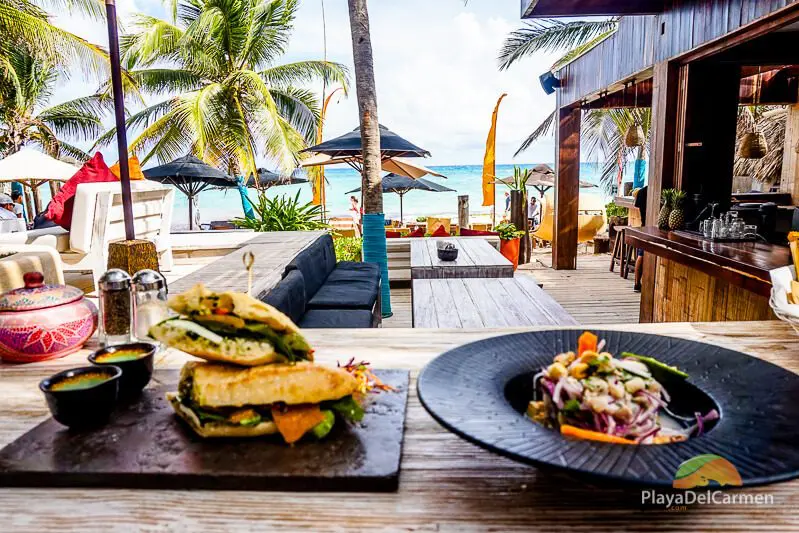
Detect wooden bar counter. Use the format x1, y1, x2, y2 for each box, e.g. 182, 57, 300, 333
626, 227, 791, 322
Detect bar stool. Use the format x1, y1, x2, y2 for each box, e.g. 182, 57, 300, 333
609, 226, 634, 277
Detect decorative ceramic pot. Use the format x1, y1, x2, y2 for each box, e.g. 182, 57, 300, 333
0, 272, 98, 363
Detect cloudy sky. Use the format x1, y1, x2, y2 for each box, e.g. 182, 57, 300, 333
51, 0, 561, 167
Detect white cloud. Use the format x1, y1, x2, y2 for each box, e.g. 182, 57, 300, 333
48, 0, 562, 166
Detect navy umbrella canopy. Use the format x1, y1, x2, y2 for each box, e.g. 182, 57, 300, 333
302, 124, 431, 159
143, 155, 236, 229
346, 173, 455, 222
245, 168, 309, 189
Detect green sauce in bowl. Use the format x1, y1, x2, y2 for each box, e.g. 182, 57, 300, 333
94, 349, 148, 363
49, 372, 113, 391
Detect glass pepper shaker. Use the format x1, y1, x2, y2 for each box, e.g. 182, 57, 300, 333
132, 269, 169, 340
98, 269, 133, 347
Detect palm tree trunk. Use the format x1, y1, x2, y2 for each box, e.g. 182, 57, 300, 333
347, 0, 382, 213
347, 0, 391, 318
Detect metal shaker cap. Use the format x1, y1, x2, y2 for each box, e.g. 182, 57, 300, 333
98, 269, 132, 291
132, 269, 166, 291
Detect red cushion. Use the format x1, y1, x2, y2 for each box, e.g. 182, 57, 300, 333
45, 153, 118, 229
461, 228, 499, 237
385, 231, 402, 238
431, 225, 450, 237
408, 227, 425, 238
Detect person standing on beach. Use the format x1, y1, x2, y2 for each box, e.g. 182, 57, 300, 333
504, 191, 510, 216
349, 195, 362, 237
528, 196, 539, 228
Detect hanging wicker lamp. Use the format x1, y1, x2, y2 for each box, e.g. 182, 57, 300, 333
625, 123, 646, 147
738, 67, 768, 160
738, 130, 768, 159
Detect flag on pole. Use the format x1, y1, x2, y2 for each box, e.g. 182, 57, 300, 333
310, 88, 343, 209
482, 93, 507, 207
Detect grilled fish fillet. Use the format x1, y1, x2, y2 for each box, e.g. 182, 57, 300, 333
149, 320, 285, 366
169, 284, 299, 334
182, 361, 358, 408
166, 393, 279, 438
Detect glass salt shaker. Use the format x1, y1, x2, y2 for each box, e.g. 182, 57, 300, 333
132, 269, 169, 341
98, 269, 133, 347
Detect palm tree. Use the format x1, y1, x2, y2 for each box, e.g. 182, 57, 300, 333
346, 0, 389, 316
0, 48, 110, 160
96, 0, 349, 176
0, 0, 108, 82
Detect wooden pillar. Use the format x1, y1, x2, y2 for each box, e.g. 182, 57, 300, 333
553, 104, 580, 270
510, 190, 529, 265
31, 185, 42, 215
458, 195, 469, 230
640, 61, 681, 322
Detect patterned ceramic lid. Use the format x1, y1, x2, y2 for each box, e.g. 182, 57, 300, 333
0, 272, 83, 312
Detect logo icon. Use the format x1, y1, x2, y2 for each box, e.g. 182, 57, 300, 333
673, 454, 743, 489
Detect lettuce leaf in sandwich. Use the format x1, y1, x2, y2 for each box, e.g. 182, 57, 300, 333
150, 284, 312, 366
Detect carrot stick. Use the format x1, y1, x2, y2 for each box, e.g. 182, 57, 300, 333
560, 424, 636, 445
577, 331, 598, 356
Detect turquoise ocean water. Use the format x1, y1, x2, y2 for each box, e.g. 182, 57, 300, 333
37, 162, 627, 230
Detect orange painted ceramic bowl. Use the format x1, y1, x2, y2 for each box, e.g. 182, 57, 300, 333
0, 272, 98, 363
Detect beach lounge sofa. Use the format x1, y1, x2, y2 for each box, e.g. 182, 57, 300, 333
0, 181, 175, 289
262, 234, 381, 328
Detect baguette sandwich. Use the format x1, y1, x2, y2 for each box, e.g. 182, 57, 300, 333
168, 361, 363, 443
149, 284, 312, 366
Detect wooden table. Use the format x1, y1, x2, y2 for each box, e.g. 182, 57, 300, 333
410, 237, 513, 279
412, 276, 576, 328
1, 322, 797, 531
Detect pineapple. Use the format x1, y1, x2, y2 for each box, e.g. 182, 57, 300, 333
668, 190, 687, 230
657, 189, 673, 230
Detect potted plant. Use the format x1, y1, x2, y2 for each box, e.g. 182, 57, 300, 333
495, 222, 525, 270
605, 202, 629, 247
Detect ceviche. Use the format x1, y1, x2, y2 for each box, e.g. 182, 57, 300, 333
527, 331, 719, 445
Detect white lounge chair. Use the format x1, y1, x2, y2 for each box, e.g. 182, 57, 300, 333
0, 181, 175, 289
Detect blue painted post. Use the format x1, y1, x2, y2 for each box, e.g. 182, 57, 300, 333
362, 213, 392, 317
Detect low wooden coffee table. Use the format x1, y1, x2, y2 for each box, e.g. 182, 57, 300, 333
412, 275, 577, 328
410, 237, 513, 279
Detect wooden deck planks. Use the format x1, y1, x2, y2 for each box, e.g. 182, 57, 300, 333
518, 251, 642, 325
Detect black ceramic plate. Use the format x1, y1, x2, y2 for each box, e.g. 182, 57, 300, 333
417, 329, 799, 487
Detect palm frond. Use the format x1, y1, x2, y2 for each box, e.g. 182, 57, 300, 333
269, 86, 320, 143
551, 29, 616, 71
126, 68, 204, 95
37, 0, 105, 20
259, 60, 349, 90
514, 110, 555, 157
498, 18, 618, 71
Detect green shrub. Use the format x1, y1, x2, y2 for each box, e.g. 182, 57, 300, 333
415, 216, 426, 222
605, 202, 629, 218
233, 191, 328, 232
495, 222, 525, 241
333, 236, 363, 262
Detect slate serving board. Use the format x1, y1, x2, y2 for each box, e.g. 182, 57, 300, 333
0, 369, 409, 492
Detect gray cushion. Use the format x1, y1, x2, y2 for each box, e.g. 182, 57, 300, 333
284, 234, 337, 297
299, 309, 374, 329
261, 270, 306, 324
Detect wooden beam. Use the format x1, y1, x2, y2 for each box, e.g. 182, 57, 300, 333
553, 104, 580, 270
640, 61, 681, 323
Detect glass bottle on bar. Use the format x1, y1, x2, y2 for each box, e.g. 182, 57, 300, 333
98, 269, 133, 346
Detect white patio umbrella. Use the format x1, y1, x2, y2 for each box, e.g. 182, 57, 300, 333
0, 148, 80, 214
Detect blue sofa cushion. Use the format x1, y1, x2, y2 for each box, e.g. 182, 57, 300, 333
307, 277, 378, 310
261, 269, 306, 325
284, 234, 337, 297
299, 309, 374, 329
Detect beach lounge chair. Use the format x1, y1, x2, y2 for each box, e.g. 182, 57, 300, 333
532, 202, 605, 244
0, 181, 175, 289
